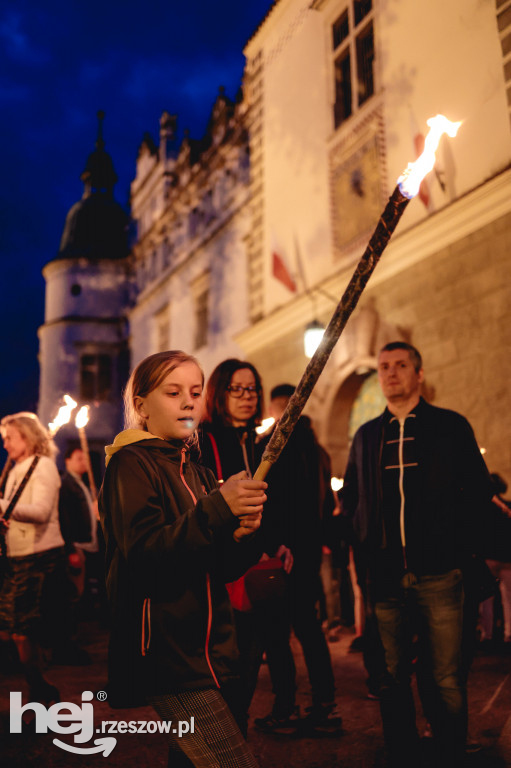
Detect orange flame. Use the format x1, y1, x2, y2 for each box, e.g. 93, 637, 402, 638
75, 406, 90, 429
398, 114, 462, 199
48, 395, 78, 436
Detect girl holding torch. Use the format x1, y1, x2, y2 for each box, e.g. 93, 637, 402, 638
99, 350, 266, 768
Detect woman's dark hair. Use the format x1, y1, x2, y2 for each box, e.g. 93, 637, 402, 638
204, 358, 263, 427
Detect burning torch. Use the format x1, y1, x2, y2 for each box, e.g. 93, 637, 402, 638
75, 406, 97, 501
48, 394, 78, 438
254, 115, 461, 481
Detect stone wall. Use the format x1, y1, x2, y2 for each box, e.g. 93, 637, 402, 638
369, 210, 511, 483
249, 210, 511, 485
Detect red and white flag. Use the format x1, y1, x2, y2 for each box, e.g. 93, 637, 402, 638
272, 251, 297, 292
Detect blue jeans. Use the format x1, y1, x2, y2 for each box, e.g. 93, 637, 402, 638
374, 569, 466, 767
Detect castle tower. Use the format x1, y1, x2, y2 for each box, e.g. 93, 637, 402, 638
38, 112, 132, 470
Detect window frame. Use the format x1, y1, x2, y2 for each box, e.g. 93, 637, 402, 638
331, 0, 375, 130
79, 352, 113, 402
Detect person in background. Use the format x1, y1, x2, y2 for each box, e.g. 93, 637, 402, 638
480, 473, 511, 649
99, 350, 267, 768
54, 445, 99, 665
200, 359, 293, 735
342, 341, 494, 767
255, 384, 340, 734
0, 412, 64, 707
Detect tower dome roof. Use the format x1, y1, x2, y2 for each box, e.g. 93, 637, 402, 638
55, 112, 129, 262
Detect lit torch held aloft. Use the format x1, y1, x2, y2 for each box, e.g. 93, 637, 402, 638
48, 394, 78, 438
254, 115, 462, 481
75, 406, 97, 501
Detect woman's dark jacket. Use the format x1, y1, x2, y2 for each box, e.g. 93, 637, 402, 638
199, 421, 280, 556
99, 435, 260, 707
199, 421, 261, 480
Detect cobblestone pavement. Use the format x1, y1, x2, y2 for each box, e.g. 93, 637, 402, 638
1, 623, 510, 767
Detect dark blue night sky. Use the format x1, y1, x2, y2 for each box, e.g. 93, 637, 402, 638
0, 0, 274, 417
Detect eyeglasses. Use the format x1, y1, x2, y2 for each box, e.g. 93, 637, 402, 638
226, 385, 259, 398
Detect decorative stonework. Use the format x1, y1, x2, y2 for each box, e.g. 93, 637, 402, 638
329, 105, 387, 261
244, 51, 265, 322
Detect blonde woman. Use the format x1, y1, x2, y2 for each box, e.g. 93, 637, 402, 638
0, 412, 64, 705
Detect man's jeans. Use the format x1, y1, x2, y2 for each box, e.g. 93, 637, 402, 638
374, 569, 466, 767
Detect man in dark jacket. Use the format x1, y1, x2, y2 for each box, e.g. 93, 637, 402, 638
342, 342, 493, 768
255, 385, 339, 733
53, 446, 97, 665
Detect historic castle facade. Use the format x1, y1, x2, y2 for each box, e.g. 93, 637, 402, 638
39, 0, 511, 481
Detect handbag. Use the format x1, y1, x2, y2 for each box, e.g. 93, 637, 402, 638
243, 557, 288, 608
226, 558, 287, 613
206, 432, 287, 612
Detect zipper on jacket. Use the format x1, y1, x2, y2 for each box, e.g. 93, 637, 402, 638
398, 418, 406, 554
240, 432, 253, 479
179, 447, 221, 689
397, 417, 412, 574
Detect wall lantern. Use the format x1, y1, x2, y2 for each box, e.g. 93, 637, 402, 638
304, 319, 325, 358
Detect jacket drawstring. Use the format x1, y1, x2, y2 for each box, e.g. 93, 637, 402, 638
141, 597, 151, 656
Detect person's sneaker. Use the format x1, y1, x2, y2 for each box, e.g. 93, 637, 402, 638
299, 702, 343, 734
254, 707, 301, 735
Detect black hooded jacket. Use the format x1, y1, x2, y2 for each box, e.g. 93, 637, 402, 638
99, 433, 261, 707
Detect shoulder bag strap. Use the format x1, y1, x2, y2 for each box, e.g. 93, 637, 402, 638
1, 455, 41, 523
0, 454, 41, 565
207, 433, 223, 482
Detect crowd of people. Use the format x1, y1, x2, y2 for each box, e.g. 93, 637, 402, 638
1, 341, 510, 768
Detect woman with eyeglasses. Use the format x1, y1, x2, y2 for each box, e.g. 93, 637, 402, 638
201, 359, 263, 481
200, 359, 293, 736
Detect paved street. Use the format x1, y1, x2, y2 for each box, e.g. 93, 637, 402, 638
1, 622, 510, 767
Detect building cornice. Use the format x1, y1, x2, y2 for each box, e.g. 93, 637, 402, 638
42, 257, 129, 279
38, 316, 127, 331
235, 166, 511, 355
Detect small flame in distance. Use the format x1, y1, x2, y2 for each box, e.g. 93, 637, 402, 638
75, 406, 90, 429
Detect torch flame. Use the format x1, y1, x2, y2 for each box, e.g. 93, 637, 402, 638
255, 417, 276, 435
75, 406, 90, 429
48, 394, 78, 436
397, 114, 462, 199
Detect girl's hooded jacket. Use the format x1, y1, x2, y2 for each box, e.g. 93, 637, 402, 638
99, 430, 261, 707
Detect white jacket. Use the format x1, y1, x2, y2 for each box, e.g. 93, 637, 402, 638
0, 455, 64, 557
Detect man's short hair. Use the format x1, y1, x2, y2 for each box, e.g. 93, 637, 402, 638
379, 342, 423, 373
270, 383, 296, 400
64, 444, 81, 461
